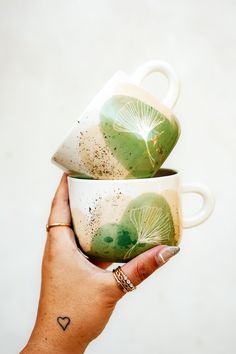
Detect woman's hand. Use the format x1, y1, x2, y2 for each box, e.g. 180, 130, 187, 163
21, 174, 179, 354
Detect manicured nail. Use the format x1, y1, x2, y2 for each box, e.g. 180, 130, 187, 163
156, 246, 180, 266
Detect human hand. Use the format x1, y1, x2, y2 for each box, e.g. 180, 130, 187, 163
21, 174, 180, 354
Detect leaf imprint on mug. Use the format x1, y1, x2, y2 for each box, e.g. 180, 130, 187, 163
113, 99, 165, 167
57, 316, 71, 331
124, 206, 172, 259
121, 193, 175, 259
88, 193, 176, 262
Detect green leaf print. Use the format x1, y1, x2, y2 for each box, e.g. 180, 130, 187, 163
100, 95, 180, 178
88, 193, 176, 262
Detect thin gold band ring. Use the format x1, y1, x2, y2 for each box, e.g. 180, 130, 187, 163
46, 223, 72, 232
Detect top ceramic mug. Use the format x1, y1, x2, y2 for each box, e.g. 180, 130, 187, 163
51, 60, 180, 179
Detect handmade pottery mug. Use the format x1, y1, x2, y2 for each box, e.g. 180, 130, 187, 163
52, 61, 181, 179
68, 169, 214, 262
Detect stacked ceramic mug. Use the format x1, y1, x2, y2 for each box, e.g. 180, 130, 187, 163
51, 61, 214, 262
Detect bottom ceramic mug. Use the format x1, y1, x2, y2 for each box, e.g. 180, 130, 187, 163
68, 169, 214, 262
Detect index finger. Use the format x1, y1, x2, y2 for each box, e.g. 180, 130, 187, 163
48, 173, 71, 225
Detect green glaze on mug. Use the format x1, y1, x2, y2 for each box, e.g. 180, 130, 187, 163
100, 95, 180, 178
88, 192, 176, 262
88, 223, 137, 262
69, 173, 95, 180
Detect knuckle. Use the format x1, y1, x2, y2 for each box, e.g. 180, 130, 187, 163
43, 245, 55, 267
100, 274, 124, 303
135, 258, 150, 281
44, 236, 68, 269
47, 232, 64, 256
45, 237, 58, 260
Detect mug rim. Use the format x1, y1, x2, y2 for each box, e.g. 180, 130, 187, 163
68, 168, 178, 183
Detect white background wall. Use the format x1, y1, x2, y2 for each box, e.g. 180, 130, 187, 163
1, 1, 235, 353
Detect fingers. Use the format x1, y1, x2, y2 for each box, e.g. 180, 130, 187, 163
48, 173, 71, 225
47, 174, 76, 248
121, 245, 180, 287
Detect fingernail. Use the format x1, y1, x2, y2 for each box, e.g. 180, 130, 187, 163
156, 246, 180, 266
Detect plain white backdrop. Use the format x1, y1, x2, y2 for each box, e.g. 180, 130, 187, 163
1, 1, 235, 353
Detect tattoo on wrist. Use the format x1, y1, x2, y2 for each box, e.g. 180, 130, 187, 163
57, 316, 71, 331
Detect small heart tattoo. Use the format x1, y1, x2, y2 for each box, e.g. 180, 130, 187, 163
57, 316, 71, 331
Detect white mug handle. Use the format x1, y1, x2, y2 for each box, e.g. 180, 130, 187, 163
131, 60, 180, 109
182, 184, 214, 228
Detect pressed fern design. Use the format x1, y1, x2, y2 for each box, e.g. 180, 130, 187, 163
113, 99, 165, 167
124, 206, 172, 259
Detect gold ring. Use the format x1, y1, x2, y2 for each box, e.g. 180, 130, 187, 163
112, 266, 136, 293
46, 223, 72, 232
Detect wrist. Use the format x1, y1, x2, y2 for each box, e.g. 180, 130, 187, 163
21, 340, 87, 354
21, 331, 88, 354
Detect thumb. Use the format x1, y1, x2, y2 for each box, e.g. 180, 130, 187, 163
121, 245, 180, 287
